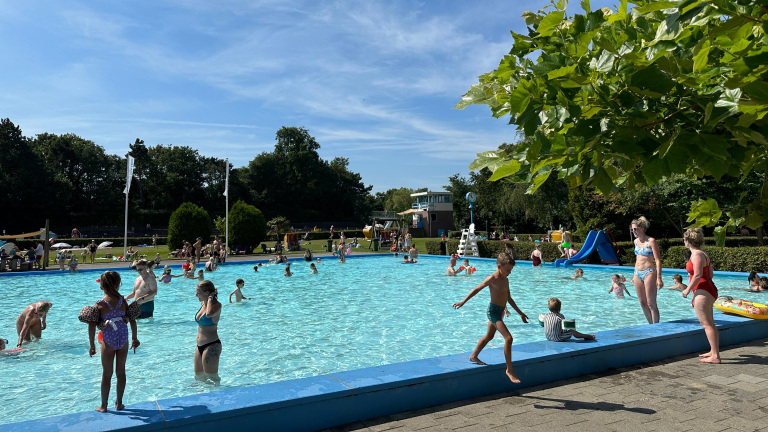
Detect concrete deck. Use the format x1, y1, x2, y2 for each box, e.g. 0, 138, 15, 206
326, 337, 768, 432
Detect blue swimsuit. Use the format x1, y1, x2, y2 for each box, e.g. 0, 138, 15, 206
634, 241, 656, 281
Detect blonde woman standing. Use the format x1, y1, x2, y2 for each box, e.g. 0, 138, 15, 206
631, 217, 663, 323
682, 228, 720, 363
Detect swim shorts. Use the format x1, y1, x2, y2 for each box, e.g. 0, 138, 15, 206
138, 300, 154, 319
486, 303, 505, 323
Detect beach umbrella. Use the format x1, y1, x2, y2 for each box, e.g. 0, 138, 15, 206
51, 243, 72, 249
98, 241, 113, 249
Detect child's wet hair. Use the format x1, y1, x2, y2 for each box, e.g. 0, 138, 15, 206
760, 277, 768, 290
235, 278, 244, 285
497, 250, 515, 267
548, 297, 561, 312
100, 271, 121, 298
576, 268, 583, 275
673, 274, 683, 283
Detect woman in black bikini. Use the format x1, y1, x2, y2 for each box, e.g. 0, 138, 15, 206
194, 280, 222, 385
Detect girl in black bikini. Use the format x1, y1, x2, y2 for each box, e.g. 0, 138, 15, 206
194, 280, 222, 385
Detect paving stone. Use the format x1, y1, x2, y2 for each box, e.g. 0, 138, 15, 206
703, 375, 741, 385
331, 339, 768, 432
732, 373, 768, 383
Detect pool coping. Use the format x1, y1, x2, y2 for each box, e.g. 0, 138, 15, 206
3, 255, 767, 431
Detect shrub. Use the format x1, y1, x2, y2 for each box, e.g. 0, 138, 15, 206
168, 203, 212, 250
663, 246, 768, 272
229, 201, 266, 247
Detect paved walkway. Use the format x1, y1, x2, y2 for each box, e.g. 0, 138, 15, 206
326, 337, 768, 432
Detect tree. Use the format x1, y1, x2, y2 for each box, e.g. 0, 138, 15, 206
457, 0, 768, 244
0, 119, 51, 231
267, 216, 291, 241
167, 203, 212, 249
229, 200, 266, 247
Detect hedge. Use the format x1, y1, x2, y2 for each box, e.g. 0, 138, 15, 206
11, 237, 169, 250
426, 240, 768, 273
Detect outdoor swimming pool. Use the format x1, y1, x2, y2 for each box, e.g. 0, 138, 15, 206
0, 255, 754, 425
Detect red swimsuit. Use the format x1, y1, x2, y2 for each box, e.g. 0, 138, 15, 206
686, 257, 717, 304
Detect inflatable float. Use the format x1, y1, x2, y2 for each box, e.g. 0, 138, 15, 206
714, 296, 768, 319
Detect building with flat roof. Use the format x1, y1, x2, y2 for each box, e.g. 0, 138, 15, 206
398, 191, 453, 237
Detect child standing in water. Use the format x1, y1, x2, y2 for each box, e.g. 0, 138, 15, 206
310, 263, 318, 274
88, 271, 140, 412
228, 279, 251, 303
609, 275, 632, 298
671, 274, 688, 291
453, 251, 529, 383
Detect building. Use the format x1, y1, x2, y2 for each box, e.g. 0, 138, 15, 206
398, 191, 454, 237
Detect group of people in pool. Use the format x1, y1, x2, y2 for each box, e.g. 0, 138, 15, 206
450, 216, 731, 385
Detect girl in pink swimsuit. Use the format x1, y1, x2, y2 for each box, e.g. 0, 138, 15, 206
88, 271, 140, 412
682, 228, 720, 364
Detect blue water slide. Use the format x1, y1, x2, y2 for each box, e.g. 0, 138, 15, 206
554, 229, 597, 268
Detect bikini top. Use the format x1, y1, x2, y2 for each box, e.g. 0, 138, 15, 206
195, 307, 216, 326
634, 240, 654, 257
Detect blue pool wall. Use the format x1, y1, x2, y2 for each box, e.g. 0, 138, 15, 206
3, 256, 768, 432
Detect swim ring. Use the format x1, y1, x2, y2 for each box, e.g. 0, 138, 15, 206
714, 296, 768, 319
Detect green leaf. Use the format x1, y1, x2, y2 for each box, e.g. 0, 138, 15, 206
580, 0, 591, 13
742, 80, 768, 104
687, 198, 722, 227
469, 152, 505, 171
592, 166, 613, 194
693, 38, 710, 72
488, 160, 523, 181
635, 1, 677, 14
713, 226, 726, 247
527, 170, 552, 194
548, 64, 578, 80
590, 50, 615, 72
629, 64, 676, 95
537, 11, 565, 37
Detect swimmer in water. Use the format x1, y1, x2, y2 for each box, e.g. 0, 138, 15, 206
16, 301, 52, 348
285, 263, 293, 277
571, 268, 584, 279
229, 279, 251, 303
310, 263, 318, 274
156, 266, 183, 284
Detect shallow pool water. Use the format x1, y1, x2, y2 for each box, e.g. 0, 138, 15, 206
0, 255, 755, 424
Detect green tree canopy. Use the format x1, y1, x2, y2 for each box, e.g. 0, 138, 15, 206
167, 202, 212, 249
457, 0, 768, 244
267, 216, 291, 241
228, 200, 266, 246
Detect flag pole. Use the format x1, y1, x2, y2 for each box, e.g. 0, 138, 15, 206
224, 158, 229, 261
123, 155, 134, 260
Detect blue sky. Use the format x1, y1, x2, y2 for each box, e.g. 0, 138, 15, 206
1, 0, 614, 193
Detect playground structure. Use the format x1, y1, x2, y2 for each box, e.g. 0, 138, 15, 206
366, 211, 405, 244
554, 229, 621, 268
284, 233, 300, 252
548, 230, 572, 242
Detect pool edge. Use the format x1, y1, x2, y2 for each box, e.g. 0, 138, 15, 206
4, 313, 767, 432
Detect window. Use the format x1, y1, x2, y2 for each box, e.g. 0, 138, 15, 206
431, 213, 438, 222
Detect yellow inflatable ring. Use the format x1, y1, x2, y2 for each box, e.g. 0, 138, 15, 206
714, 296, 768, 319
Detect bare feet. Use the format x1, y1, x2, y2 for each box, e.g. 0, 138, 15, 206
506, 370, 521, 384
469, 356, 487, 365
584, 334, 596, 340
115, 402, 125, 411
700, 357, 721, 364
95, 407, 108, 413
698, 352, 713, 358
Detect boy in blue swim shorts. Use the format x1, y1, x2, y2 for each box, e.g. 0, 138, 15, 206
454, 250, 529, 383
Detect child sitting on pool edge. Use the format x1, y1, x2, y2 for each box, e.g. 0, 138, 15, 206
543, 297, 595, 342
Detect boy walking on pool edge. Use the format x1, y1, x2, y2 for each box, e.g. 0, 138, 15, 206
453, 250, 529, 383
